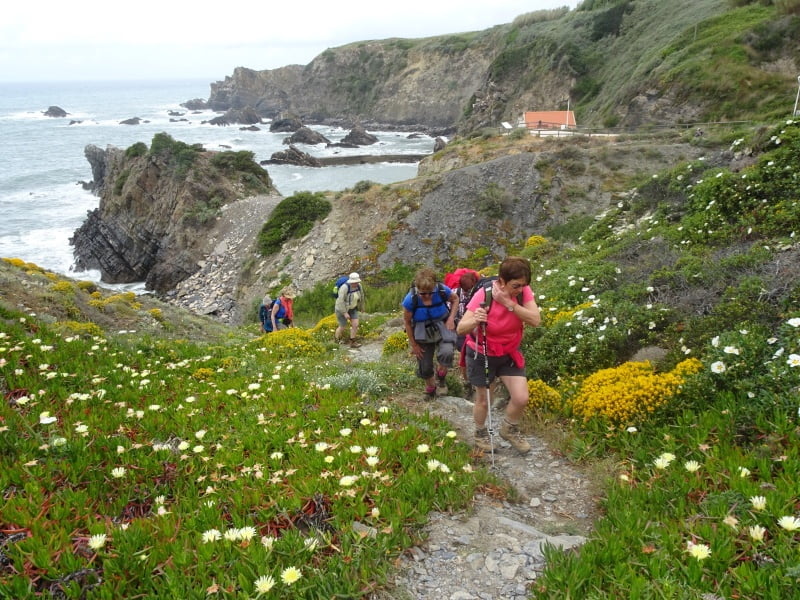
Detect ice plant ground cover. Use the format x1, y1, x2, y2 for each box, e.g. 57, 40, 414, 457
0, 312, 484, 598
2, 116, 800, 598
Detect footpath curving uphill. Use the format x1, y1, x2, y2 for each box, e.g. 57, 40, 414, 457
347, 342, 600, 600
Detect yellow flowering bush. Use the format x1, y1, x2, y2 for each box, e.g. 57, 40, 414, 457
50, 280, 74, 294
148, 308, 164, 322
383, 331, 409, 356
219, 356, 242, 371
672, 357, 703, 377
88, 292, 142, 311
525, 235, 547, 248
310, 314, 338, 340
76, 280, 98, 293
191, 367, 215, 381
259, 327, 324, 357
570, 361, 687, 425
547, 301, 595, 326
2, 257, 28, 268
53, 321, 103, 338
527, 379, 561, 411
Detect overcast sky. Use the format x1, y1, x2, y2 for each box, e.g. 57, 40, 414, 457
1, 1, 580, 83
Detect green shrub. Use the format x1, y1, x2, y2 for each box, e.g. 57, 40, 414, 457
257, 191, 331, 255
125, 142, 147, 158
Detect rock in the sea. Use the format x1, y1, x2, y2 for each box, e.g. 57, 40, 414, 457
43, 106, 68, 117
282, 126, 331, 145
341, 123, 378, 146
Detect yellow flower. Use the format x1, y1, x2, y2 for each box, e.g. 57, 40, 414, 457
280, 566, 302, 585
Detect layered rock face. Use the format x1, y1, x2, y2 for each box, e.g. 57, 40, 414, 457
71, 143, 273, 293
207, 40, 497, 131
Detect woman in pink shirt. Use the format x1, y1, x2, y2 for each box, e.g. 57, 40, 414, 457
456, 257, 541, 454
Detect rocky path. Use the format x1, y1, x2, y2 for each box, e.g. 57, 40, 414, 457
347, 342, 602, 600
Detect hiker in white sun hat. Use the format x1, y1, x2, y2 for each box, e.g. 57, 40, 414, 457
335, 272, 365, 347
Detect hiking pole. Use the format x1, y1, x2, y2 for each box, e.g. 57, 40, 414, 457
480, 301, 495, 468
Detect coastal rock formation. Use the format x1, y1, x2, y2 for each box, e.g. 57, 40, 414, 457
262, 145, 321, 167
71, 139, 273, 293
341, 124, 378, 146
282, 126, 331, 145
43, 106, 67, 117
206, 38, 494, 131
204, 106, 262, 126
270, 114, 303, 132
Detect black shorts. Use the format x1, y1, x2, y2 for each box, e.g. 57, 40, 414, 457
465, 350, 525, 386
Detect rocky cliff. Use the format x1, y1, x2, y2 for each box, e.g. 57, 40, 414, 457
71, 136, 274, 293
202, 1, 799, 134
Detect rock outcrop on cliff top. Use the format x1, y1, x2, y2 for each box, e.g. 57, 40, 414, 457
70, 137, 274, 293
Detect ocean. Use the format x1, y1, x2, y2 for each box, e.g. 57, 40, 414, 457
0, 79, 431, 286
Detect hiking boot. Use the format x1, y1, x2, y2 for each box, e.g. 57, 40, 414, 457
474, 428, 492, 452
348, 338, 362, 348
423, 386, 437, 401
435, 370, 448, 396
500, 421, 531, 454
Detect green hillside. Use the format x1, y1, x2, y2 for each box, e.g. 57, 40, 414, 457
2, 115, 800, 597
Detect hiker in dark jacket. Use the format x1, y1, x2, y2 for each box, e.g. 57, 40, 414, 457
259, 294, 273, 333
401, 268, 459, 400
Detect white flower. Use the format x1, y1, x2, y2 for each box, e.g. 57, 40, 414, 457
339, 428, 352, 436
787, 317, 800, 328
111, 467, 126, 479
684, 460, 701, 473
787, 354, 800, 368
261, 535, 276, 549
750, 495, 767, 511
39, 411, 57, 425
723, 346, 740, 355
446, 430, 457, 439
88, 533, 107, 550
710, 361, 726, 374
339, 475, 358, 487
366, 456, 379, 467
777, 516, 800, 531
270, 451, 284, 460
315, 442, 329, 452
195, 429, 207, 440
748, 525, 766, 541
686, 541, 711, 560
722, 515, 738, 529
416, 444, 430, 453
738, 466, 751, 478
254, 574, 275, 594
711, 336, 720, 347
626, 426, 637, 433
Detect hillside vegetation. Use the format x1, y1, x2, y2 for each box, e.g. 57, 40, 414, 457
2, 115, 800, 597
208, 0, 800, 132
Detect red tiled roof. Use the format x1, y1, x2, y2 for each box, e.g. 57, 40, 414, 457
524, 111, 576, 128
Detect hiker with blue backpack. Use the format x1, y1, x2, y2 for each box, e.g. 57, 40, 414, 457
334, 272, 366, 347
270, 286, 296, 332
401, 267, 459, 400
456, 256, 541, 455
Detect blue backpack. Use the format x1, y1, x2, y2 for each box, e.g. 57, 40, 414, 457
331, 275, 350, 298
